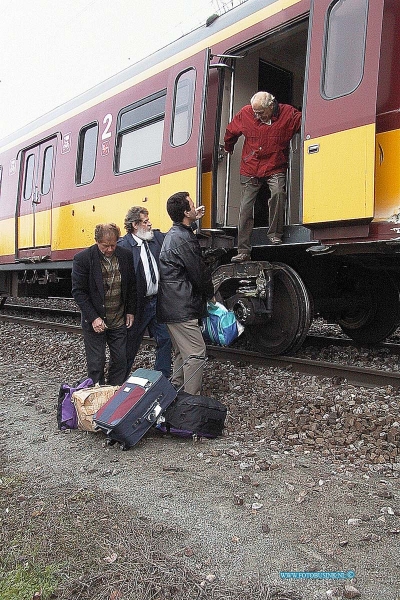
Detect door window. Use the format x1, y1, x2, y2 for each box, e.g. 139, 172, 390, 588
23, 153, 35, 200
171, 69, 196, 146
76, 123, 98, 185
41, 145, 54, 195
323, 0, 368, 98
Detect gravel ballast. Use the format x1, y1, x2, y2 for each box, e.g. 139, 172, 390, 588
1, 320, 399, 599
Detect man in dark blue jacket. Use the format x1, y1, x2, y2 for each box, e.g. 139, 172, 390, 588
158, 192, 214, 395
72, 223, 136, 385
118, 207, 172, 378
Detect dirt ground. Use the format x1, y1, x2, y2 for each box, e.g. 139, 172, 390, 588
0, 323, 399, 599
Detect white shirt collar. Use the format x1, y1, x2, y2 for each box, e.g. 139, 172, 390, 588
131, 233, 143, 245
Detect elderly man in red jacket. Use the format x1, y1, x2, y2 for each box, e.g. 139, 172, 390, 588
224, 91, 301, 262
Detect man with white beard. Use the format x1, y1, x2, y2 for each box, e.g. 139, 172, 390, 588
118, 206, 172, 378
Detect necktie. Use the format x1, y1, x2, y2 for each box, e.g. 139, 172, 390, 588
144, 241, 157, 284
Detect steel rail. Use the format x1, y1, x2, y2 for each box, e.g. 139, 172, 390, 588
2, 304, 400, 355
0, 314, 81, 334
0, 303, 80, 317
1, 313, 399, 388
206, 346, 400, 388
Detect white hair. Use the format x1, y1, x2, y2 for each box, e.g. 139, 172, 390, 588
250, 92, 275, 108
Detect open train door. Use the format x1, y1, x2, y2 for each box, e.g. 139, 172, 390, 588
159, 49, 210, 228
302, 0, 384, 229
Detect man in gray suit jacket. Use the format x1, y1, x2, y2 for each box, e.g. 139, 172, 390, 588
72, 223, 136, 385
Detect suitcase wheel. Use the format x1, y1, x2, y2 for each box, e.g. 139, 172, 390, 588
106, 438, 117, 447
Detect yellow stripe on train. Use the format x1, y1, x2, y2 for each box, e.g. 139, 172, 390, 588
52, 167, 212, 251
1, 168, 212, 258
0, 218, 15, 255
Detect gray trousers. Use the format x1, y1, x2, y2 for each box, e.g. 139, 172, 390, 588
237, 172, 287, 253
167, 319, 206, 395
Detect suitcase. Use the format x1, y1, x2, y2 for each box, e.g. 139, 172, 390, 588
157, 391, 227, 439
93, 368, 177, 450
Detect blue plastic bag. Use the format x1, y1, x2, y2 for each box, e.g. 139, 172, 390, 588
201, 301, 244, 346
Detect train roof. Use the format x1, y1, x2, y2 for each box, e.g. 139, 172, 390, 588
0, 0, 276, 150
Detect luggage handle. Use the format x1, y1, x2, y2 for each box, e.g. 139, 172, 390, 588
146, 401, 163, 422
132, 396, 165, 425
171, 355, 208, 394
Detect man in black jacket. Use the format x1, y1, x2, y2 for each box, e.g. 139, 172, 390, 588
118, 206, 172, 378
72, 223, 136, 385
158, 192, 214, 395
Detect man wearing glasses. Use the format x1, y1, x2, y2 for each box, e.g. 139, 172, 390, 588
224, 91, 301, 261
118, 207, 172, 378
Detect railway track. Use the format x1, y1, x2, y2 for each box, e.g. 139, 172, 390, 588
1, 308, 400, 389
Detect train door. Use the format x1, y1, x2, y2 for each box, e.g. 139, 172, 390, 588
17, 137, 56, 255
302, 0, 385, 229
214, 18, 308, 231
159, 49, 210, 226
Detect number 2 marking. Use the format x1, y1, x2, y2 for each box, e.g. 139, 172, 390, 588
102, 114, 113, 140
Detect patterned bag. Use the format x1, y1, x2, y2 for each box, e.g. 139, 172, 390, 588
72, 385, 120, 432
200, 301, 244, 346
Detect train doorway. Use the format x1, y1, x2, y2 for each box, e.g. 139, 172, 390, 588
215, 17, 308, 234
17, 136, 56, 257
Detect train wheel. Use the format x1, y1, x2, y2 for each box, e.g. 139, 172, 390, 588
337, 273, 400, 344
247, 262, 312, 355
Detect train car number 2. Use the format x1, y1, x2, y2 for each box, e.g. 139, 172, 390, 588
102, 114, 113, 140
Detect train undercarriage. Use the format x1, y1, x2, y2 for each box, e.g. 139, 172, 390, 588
202, 234, 400, 354
1, 235, 400, 356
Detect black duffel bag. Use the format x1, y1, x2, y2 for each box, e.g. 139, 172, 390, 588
157, 391, 227, 439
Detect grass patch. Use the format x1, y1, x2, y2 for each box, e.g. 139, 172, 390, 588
0, 563, 58, 600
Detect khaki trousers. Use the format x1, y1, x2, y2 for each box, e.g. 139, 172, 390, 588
167, 319, 206, 395
238, 172, 287, 253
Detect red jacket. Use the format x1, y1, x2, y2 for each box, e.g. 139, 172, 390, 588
224, 103, 301, 178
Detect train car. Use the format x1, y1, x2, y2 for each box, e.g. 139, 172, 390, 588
0, 0, 399, 355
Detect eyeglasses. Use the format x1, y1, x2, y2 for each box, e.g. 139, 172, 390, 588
135, 218, 150, 224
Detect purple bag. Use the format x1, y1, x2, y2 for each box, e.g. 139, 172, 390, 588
57, 377, 93, 430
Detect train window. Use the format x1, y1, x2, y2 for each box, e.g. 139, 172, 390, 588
41, 145, 54, 195
116, 91, 166, 173
322, 0, 368, 99
76, 122, 98, 185
171, 69, 196, 146
23, 153, 35, 200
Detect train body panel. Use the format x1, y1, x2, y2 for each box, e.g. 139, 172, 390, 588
303, 125, 375, 224
1, 0, 400, 353
375, 130, 400, 222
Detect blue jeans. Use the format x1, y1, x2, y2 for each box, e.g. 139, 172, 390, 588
126, 296, 172, 378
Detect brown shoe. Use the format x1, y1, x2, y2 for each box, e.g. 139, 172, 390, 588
231, 253, 251, 263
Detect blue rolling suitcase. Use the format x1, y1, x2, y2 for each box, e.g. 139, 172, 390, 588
93, 368, 177, 450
